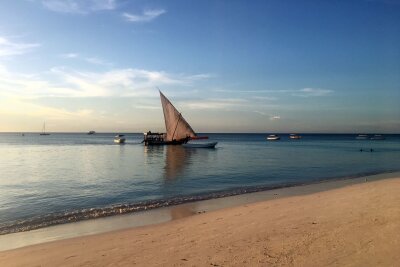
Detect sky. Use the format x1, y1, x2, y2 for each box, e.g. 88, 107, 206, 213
0, 0, 399, 133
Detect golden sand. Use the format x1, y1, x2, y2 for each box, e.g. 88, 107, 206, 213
1, 177, 399, 266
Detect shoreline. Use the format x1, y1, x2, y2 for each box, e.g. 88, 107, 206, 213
1, 169, 397, 236
1, 174, 399, 266
0, 170, 398, 252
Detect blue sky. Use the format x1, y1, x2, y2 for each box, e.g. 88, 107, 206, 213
0, 0, 399, 133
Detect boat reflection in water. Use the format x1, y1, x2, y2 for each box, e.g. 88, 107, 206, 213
143, 145, 193, 182
143, 144, 215, 220
143, 143, 216, 183
164, 145, 193, 181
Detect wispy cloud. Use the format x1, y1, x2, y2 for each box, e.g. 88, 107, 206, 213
0, 36, 40, 58
0, 64, 211, 98
84, 57, 112, 66
251, 96, 278, 101
60, 53, 112, 66
0, 98, 94, 120
41, 0, 117, 14
123, 9, 166, 23
61, 52, 79, 58
214, 88, 333, 97
253, 111, 281, 120
292, 88, 333, 97
183, 98, 248, 110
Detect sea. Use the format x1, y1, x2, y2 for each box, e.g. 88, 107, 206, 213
0, 133, 399, 235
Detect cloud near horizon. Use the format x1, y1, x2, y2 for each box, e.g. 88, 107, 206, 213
0, 64, 212, 99
0, 36, 40, 58
123, 9, 166, 23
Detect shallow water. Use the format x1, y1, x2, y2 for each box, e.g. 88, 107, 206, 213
0, 133, 399, 233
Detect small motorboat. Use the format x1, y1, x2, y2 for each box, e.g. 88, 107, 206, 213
114, 134, 126, 144
289, 134, 301, 139
267, 134, 280, 141
183, 141, 217, 148
356, 134, 369, 140
370, 134, 385, 140
87, 130, 96, 135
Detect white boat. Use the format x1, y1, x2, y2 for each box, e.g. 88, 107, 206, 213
40, 122, 50, 136
183, 141, 218, 148
289, 134, 301, 139
114, 134, 126, 144
267, 134, 280, 141
356, 134, 369, 140
370, 134, 385, 140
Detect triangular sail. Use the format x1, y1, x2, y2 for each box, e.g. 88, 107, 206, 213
160, 91, 196, 141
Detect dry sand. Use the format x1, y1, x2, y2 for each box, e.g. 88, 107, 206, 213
1, 177, 399, 266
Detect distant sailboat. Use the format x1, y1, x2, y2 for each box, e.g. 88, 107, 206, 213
144, 90, 212, 146
40, 122, 50, 136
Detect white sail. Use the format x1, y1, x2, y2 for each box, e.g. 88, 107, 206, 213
160, 91, 196, 141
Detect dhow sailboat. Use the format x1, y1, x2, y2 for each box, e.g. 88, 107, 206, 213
143, 91, 216, 148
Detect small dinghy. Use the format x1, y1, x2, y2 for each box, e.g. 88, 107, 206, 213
183, 141, 217, 148
289, 133, 301, 139
370, 134, 385, 140
267, 134, 280, 141
114, 134, 126, 144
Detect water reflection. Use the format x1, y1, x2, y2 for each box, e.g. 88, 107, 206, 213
143, 145, 164, 164
164, 145, 193, 181
143, 145, 216, 182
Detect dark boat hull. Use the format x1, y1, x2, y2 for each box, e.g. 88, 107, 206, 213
144, 139, 186, 146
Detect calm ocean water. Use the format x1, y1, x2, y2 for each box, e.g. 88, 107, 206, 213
0, 133, 399, 234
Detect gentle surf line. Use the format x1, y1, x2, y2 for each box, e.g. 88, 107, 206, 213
1, 169, 397, 236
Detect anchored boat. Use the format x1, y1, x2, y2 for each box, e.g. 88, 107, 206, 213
39, 122, 50, 136
356, 134, 369, 140
114, 134, 126, 144
289, 133, 302, 139
370, 134, 385, 140
183, 141, 218, 148
144, 91, 217, 147
267, 134, 280, 141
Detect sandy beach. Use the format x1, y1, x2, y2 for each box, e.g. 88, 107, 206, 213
1, 176, 399, 266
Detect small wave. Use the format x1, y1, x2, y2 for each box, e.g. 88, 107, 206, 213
0, 183, 297, 235
0, 170, 396, 235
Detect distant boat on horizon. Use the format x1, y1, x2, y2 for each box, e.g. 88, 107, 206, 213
289, 133, 302, 139
267, 134, 280, 141
40, 122, 50, 136
370, 134, 385, 140
114, 134, 126, 144
356, 134, 369, 140
87, 131, 96, 135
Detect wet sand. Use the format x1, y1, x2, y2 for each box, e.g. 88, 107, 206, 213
1, 175, 399, 266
